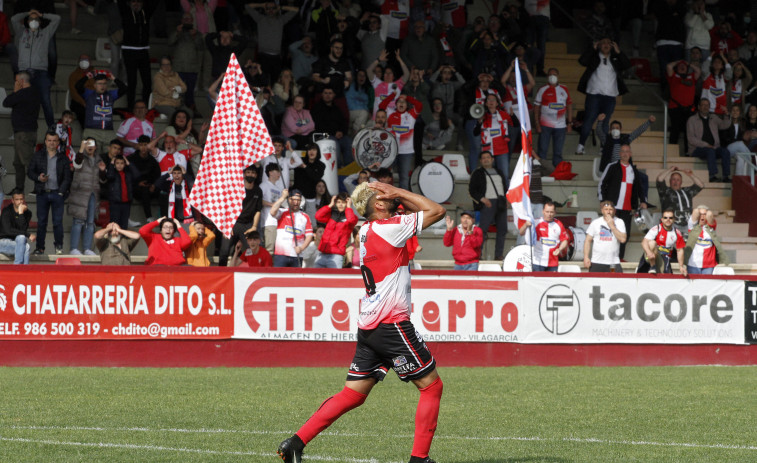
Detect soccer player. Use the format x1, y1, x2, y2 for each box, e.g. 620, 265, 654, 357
277, 181, 446, 463
518, 201, 569, 272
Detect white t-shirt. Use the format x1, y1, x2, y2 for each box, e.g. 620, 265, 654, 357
260, 178, 285, 226
358, 212, 423, 330
586, 216, 626, 265
260, 151, 303, 188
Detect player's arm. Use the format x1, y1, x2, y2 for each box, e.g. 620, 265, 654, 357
369, 182, 445, 229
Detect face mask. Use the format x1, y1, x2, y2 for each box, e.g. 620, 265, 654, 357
611, 129, 621, 139
28, 20, 40, 30
79, 60, 90, 70
244, 176, 255, 183
547, 75, 558, 85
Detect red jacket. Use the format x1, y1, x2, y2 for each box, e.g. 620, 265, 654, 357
139, 220, 192, 265
316, 206, 358, 255
443, 225, 483, 265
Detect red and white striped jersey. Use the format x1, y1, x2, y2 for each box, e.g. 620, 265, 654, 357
481, 110, 512, 156
617, 163, 635, 211
387, 105, 422, 154
273, 209, 313, 258
687, 217, 718, 268
358, 212, 423, 330
533, 218, 569, 267
534, 84, 572, 129
381, 0, 412, 40
702, 74, 728, 115
502, 84, 532, 115
475, 87, 500, 106
644, 224, 685, 256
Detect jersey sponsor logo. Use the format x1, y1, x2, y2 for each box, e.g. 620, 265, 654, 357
392, 125, 410, 134
696, 237, 713, 247
541, 238, 558, 246
656, 245, 672, 254
390, 11, 408, 19
709, 87, 724, 96
443, 3, 457, 10
94, 105, 113, 116
548, 102, 565, 110
284, 225, 304, 235
488, 128, 501, 136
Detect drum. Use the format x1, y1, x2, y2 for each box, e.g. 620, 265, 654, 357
502, 245, 532, 272
352, 128, 398, 169
409, 162, 454, 203
559, 226, 586, 261
312, 134, 339, 196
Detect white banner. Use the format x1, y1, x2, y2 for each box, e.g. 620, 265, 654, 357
233, 273, 746, 344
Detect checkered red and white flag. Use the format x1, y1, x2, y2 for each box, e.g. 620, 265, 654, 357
189, 53, 273, 238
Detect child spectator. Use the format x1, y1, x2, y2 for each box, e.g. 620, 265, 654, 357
54, 110, 76, 160
103, 154, 138, 229
231, 229, 272, 267
186, 221, 216, 267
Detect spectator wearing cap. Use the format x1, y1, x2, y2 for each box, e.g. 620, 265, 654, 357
129, 135, 161, 222
314, 193, 358, 268
139, 217, 192, 266
518, 201, 569, 272
231, 229, 272, 267
77, 72, 128, 154
443, 211, 483, 271
269, 189, 314, 268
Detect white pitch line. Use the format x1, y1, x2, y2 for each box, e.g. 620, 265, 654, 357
5, 425, 757, 453
0, 436, 385, 463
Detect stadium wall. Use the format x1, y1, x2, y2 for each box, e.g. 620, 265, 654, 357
1, 267, 756, 367
732, 176, 757, 236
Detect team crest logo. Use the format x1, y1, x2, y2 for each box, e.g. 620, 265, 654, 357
353, 128, 398, 169
393, 356, 408, 367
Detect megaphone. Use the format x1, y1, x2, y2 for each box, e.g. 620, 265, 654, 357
469, 103, 485, 119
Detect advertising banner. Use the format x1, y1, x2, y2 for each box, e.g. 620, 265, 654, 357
0, 269, 234, 339
521, 278, 744, 344
745, 281, 757, 344
234, 273, 523, 342
235, 273, 747, 345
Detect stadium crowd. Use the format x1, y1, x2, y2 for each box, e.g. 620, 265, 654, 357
0, 0, 753, 268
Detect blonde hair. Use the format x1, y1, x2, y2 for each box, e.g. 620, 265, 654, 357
351, 182, 375, 217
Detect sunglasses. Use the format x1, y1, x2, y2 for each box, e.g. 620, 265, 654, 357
662, 216, 675, 220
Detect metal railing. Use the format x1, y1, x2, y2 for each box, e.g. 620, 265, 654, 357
735, 152, 757, 186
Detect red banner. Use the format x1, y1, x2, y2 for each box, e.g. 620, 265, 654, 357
0, 268, 234, 339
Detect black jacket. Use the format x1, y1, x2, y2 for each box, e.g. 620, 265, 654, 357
577, 47, 632, 96
0, 204, 32, 239
27, 148, 73, 196
117, 0, 157, 47
599, 161, 646, 211
469, 166, 507, 211
103, 163, 138, 202
293, 158, 326, 199
2, 86, 41, 133
312, 101, 347, 135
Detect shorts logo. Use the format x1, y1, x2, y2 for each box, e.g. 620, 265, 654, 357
350, 363, 359, 371
538, 284, 580, 335
393, 356, 407, 367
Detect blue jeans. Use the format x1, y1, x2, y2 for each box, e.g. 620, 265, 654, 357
273, 254, 302, 268
396, 152, 414, 190
29, 69, 55, 128
692, 147, 731, 178
532, 264, 558, 272
70, 193, 97, 252
336, 135, 354, 167
465, 119, 482, 172
315, 253, 343, 268
0, 236, 30, 264
494, 154, 509, 186
538, 126, 567, 167
687, 265, 714, 275
178, 71, 198, 107
36, 191, 65, 251
454, 262, 479, 271
580, 93, 616, 146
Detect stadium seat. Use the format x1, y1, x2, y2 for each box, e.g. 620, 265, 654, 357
558, 264, 582, 273
442, 154, 470, 181
56, 257, 82, 265
95, 37, 112, 64
0, 88, 11, 115
630, 58, 659, 83
575, 211, 598, 231
478, 263, 502, 271
712, 266, 735, 275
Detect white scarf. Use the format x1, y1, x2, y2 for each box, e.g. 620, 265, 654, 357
168, 180, 192, 219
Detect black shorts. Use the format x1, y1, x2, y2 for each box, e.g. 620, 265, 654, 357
346, 320, 436, 383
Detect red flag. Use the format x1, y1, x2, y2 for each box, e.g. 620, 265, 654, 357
189, 54, 273, 238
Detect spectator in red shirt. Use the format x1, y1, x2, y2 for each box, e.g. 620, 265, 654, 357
139, 217, 191, 265
666, 59, 701, 150
443, 211, 483, 270
709, 21, 743, 55
314, 193, 358, 268
231, 229, 272, 268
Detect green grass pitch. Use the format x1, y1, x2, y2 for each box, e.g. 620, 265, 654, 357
1, 366, 755, 462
